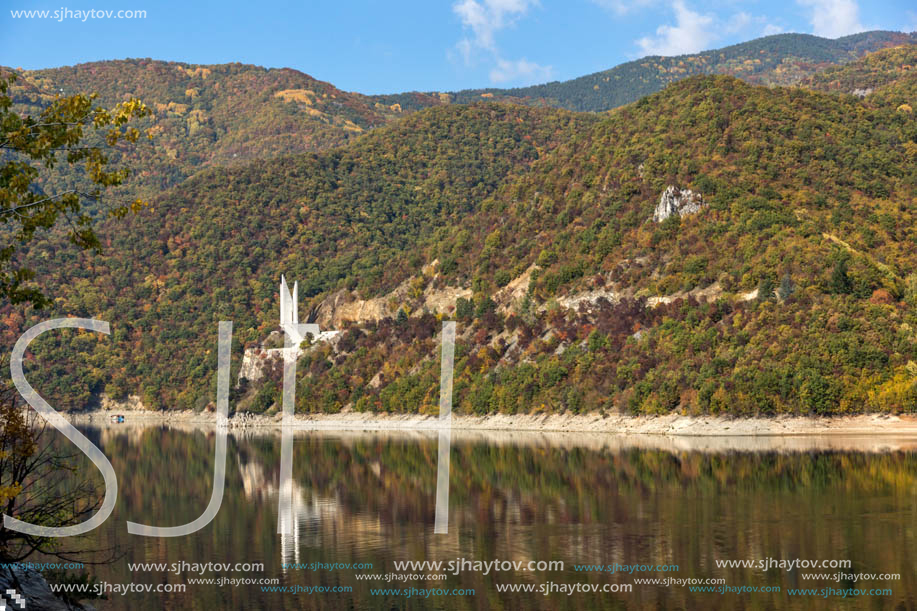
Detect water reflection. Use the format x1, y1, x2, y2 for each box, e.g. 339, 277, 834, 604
236, 450, 341, 568
51, 425, 917, 610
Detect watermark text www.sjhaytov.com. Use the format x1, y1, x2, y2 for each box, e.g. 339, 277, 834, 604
10, 8, 146, 21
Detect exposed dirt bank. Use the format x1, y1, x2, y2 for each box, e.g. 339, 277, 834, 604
61, 409, 917, 436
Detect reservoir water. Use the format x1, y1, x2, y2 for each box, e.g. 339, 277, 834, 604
44, 426, 917, 610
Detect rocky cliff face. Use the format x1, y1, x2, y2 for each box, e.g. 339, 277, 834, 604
652, 186, 706, 222
314, 281, 471, 329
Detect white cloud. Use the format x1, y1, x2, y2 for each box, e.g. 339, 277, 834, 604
797, 0, 863, 38
762, 23, 785, 36
451, 0, 552, 85
633, 2, 782, 57
724, 11, 752, 34
453, 0, 537, 58
489, 58, 554, 83
636, 0, 716, 56
454, 38, 475, 65
906, 11, 917, 32
591, 0, 656, 16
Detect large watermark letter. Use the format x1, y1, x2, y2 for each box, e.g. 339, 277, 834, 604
277, 323, 315, 535
434, 321, 455, 534
277, 276, 320, 535
126, 321, 232, 536
8, 318, 117, 537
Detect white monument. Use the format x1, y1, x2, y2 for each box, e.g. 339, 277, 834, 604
237, 278, 341, 385
279, 275, 319, 349
279, 275, 339, 352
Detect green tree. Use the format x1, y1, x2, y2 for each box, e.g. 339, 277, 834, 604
829, 255, 853, 295
0, 75, 148, 565
777, 273, 795, 301
0, 74, 149, 306
455, 297, 473, 321
757, 275, 776, 302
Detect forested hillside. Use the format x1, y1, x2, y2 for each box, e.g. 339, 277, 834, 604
375, 31, 917, 112
5, 104, 594, 410
5, 30, 912, 205
3, 43, 915, 417
805, 44, 917, 97
6, 59, 404, 198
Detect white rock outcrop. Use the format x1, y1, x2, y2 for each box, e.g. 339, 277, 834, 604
315, 282, 471, 328
238, 348, 281, 384
556, 289, 620, 310
653, 186, 706, 223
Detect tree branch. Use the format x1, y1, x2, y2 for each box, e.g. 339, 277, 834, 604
0, 190, 100, 218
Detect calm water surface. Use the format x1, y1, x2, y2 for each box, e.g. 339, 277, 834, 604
46, 426, 917, 610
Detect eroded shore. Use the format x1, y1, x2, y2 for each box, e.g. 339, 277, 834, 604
61, 408, 917, 436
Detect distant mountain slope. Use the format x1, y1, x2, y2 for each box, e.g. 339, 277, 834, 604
9, 56, 916, 417
804, 44, 917, 96
4, 38, 917, 417
5, 31, 912, 201
7, 59, 405, 195
374, 31, 917, 112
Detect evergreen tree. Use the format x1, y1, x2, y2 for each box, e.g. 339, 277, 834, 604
830, 256, 853, 295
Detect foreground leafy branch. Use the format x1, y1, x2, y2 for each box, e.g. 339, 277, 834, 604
0, 73, 150, 307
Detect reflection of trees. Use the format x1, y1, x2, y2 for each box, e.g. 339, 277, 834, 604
236, 451, 344, 567
63, 428, 917, 610
274, 436, 917, 610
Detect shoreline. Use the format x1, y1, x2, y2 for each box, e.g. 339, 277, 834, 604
60, 409, 917, 436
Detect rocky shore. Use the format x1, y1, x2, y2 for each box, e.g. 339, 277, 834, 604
61, 408, 917, 436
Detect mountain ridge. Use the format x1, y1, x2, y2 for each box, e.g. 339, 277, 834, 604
6, 45, 916, 416
5, 29, 913, 206
3, 42, 917, 417
374, 30, 917, 112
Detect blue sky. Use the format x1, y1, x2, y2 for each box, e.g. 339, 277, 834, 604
1, 0, 914, 94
